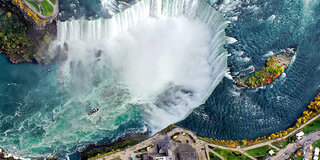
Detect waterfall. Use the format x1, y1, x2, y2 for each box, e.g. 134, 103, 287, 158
57, 0, 228, 103
2, 0, 229, 157
56, 0, 228, 131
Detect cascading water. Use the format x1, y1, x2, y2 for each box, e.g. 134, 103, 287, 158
56, 0, 228, 130
0, 0, 228, 157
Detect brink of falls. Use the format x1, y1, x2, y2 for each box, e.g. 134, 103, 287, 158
0, 0, 228, 157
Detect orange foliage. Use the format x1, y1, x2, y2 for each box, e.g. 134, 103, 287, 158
201, 93, 320, 147
11, 0, 47, 24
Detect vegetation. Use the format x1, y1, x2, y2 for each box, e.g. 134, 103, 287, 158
245, 57, 284, 88
209, 152, 222, 160
134, 144, 154, 153
200, 137, 239, 148
201, 93, 320, 148
272, 138, 290, 149
81, 136, 146, 160
0, 9, 37, 63
286, 149, 303, 160
302, 117, 320, 134
245, 145, 277, 159
40, 0, 53, 16
111, 158, 121, 160
26, 0, 40, 12
213, 148, 251, 160
12, 0, 47, 24
49, 0, 56, 4
313, 139, 320, 148
88, 150, 120, 160
160, 124, 176, 134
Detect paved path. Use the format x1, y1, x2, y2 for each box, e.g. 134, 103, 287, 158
211, 150, 226, 160
269, 144, 280, 151
23, 0, 58, 20
241, 114, 320, 151
98, 114, 320, 160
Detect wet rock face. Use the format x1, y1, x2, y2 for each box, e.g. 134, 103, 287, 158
95, 49, 102, 58
59, 42, 69, 61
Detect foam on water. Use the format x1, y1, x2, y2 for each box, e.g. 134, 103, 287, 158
0, 0, 228, 157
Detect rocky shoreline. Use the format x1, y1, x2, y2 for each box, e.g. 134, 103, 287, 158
235, 47, 296, 88
79, 131, 150, 160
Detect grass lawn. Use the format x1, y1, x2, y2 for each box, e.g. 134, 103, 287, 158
302, 117, 320, 134
272, 138, 290, 149
209, 152, 222, 160
287, 154, 303, 160
313, 139, 320, 148
213, 148, 251, 160
26, 0, 40, 12
40, 0, 53, 16
246, 145, 277, 158
287, 150, 303, 160
50, 0, 56, 4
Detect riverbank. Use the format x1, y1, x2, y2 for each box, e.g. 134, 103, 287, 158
85, 92, 320, 160
0, 0, 57, 64
79, 131, 150, 160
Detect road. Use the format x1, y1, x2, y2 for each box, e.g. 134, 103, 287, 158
97, 114, 320, 160
272, 131, 320, 160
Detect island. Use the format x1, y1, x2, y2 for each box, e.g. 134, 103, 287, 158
235, 47, 296, 88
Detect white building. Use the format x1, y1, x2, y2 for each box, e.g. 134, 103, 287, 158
296, 131, 305, 140
268, 150, 275, 156
153, 156, 173, 160
314, 147, 320, 160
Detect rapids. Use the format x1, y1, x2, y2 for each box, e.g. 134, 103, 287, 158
0, 0, 228, 157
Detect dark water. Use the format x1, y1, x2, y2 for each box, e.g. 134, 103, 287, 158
1, 0, 320, 158
178, 0, 320, 140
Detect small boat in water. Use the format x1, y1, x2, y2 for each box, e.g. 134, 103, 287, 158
88, 108, 99, 116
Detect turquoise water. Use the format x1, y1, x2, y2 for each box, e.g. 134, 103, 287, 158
0, 57, 144, 157
1, 0, 320, 158
1, 0, 228, 157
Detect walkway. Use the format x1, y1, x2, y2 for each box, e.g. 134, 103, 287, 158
23, 0, 58, 20
98, 114, 320, 160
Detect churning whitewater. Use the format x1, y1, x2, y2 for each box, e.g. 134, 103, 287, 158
56, 0, 228, 132
0, 0, 228, 157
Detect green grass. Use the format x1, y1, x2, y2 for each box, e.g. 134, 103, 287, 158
246, 145, 277, 158
40, 0, 53, 16
160, 124, 176, 134
209, 152, 222, 160
313, 139, 320, 148
26, 0, 40, 12
272, 140, 289, 149
82, 137, 145, 160
302, 117, 320, 134
50, 0, 56, 4
213, 148, 252, 160
287, 150, 303, 160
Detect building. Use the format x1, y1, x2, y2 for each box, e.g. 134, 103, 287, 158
268, 150, 275, 156
152, 156, 173, 160
296, 131, 305, 140
314, 147, 320, 160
